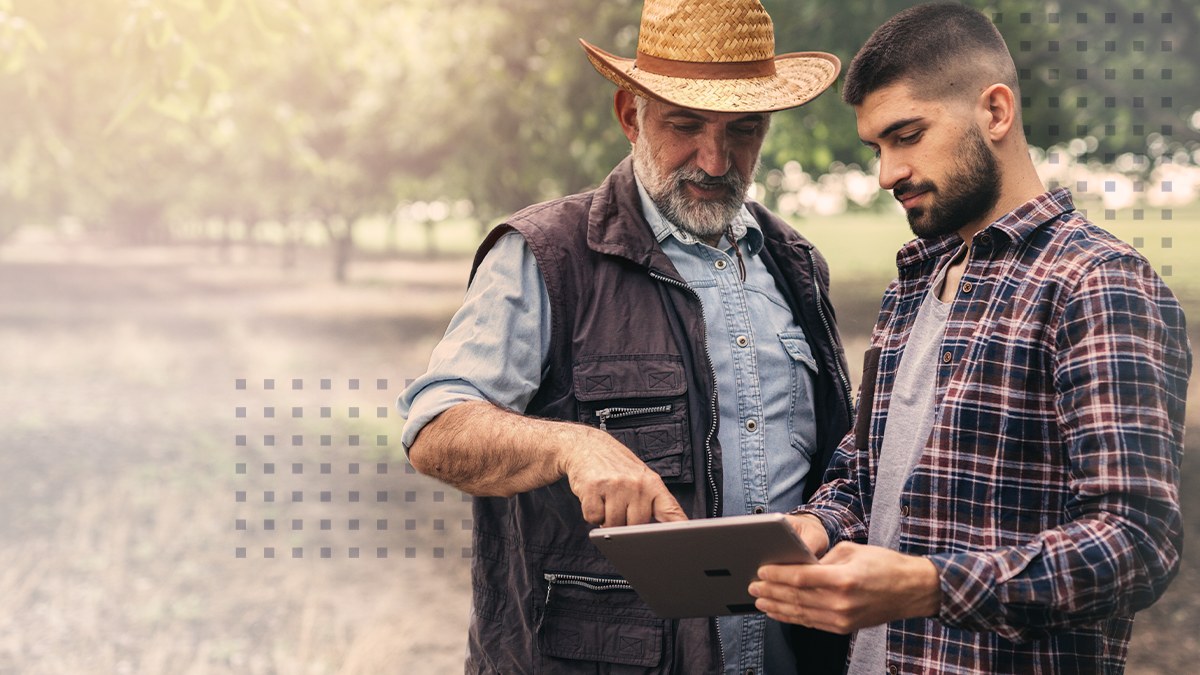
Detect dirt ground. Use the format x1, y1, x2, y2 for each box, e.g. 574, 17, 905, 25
1, 232, 1197, 674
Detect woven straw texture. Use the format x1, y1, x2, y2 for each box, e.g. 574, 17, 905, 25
584, 45, 839, 113
581, 0, 840, 113
638, 0, 774, 63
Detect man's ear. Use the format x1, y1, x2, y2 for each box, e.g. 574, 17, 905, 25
979, 83, 1016, 143
615, 89, 641, 144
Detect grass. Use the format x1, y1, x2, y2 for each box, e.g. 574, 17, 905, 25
790, 202, 1200, 301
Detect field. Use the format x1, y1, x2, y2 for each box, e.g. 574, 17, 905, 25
1, 204, 1198, 674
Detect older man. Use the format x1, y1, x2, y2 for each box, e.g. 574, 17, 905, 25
750, 4, 1191, 674
398, 1, 852, 672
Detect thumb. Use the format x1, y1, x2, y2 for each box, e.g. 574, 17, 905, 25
652, 490, 689, 522
818, 541, 856, 565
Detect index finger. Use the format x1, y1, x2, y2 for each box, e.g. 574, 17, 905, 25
651, 490, 688, 523
756, 562, 840, 588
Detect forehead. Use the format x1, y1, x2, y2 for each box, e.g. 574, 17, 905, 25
853, 82, 947, 141
649, 100, 767, 125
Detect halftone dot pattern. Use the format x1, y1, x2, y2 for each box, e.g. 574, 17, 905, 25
994, 10, 1193, 283
233, 376, 471, 561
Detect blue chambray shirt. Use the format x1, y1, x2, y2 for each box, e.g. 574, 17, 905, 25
399, 174, 820, 675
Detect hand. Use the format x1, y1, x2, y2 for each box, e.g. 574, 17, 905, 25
558, 427, 688, 527
785, 514, 831, 558
749, 541, 942, 634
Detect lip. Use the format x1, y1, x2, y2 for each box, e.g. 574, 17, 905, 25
686, 182, 729, 200
895, 190, 928, 210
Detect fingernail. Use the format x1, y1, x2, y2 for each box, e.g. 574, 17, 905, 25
748, 583, 759, 596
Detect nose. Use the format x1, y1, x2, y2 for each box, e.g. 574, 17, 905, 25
876, 151, 911, 191
695, 128, 732, 177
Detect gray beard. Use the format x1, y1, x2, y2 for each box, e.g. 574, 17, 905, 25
631, 139, 755, 241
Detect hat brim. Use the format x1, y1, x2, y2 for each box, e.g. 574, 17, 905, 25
581, 40, 840, 114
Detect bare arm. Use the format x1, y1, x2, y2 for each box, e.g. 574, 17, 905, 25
408, 400, 687, 527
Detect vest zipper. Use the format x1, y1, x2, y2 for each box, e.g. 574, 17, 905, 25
651, 270, 727, 675
648, 270, 721, 521
542, 572, 633, 607
596, 404, 673, 431
808, 253, 854, 419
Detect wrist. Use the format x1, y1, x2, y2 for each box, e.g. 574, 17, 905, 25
911, 556, 943, 618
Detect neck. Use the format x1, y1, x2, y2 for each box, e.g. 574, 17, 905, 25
956, 156, 1046, 243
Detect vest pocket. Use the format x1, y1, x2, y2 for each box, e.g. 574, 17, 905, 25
574, 355, 693, 484
536, 570, 665, 670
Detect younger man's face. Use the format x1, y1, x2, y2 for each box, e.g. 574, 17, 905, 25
856, 82, 1001, 239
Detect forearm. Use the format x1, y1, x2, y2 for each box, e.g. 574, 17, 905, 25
930, 503, 1181, 641
408, 400, 580, 497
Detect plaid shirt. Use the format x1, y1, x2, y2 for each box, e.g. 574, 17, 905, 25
801, 189, 1190, 673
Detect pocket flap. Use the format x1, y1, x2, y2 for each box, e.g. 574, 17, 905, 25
538, 609, 663, 667
779, 332, 819, 373
573, 355, 686, 401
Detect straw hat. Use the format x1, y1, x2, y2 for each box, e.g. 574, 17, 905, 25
581, 0, 840, 113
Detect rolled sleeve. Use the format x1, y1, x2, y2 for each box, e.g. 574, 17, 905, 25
397, 231, 552, 449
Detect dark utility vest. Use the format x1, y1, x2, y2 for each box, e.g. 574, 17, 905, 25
464, 158, 853, 675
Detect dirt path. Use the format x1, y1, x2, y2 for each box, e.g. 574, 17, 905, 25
0, 239, 474, 674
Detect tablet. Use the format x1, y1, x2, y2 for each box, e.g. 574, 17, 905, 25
588, 512, 817, 618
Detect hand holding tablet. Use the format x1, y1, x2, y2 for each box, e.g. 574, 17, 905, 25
588, 512, 818, 618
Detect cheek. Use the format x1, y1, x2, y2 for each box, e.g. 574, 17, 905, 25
733, 144, 763, 176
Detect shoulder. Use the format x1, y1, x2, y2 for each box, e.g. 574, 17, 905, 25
505, 191, 597, 239
1026, 211, 1150, 281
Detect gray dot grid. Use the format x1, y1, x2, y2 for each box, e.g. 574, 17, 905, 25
234, 377, 473, 560
996, 10, 1188, 280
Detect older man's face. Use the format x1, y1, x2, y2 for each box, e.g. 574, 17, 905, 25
627, 97, 769, 243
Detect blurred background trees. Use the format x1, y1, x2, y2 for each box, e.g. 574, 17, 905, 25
1, 0, 1197, 275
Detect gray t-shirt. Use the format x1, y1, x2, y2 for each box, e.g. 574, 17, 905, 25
846, 255, 957, 675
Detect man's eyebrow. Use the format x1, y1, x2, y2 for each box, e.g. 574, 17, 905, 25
661, 110, 766, 125
662, 109, 709, 121
870, 116, 925, 142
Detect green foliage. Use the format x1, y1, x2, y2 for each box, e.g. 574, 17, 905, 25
0, 0, 1196, 245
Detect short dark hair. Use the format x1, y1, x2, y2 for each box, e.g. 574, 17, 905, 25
843, 2, 1018, 106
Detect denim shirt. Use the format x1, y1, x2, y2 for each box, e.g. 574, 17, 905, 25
399, 176, 820, 675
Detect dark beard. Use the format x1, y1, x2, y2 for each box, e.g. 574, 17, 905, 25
895, 125, 1001, 239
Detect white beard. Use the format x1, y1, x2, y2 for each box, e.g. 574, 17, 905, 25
630, 138, 755, 241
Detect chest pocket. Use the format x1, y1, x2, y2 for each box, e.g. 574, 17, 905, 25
573, 355, 693, 484
779, 331, 820, 458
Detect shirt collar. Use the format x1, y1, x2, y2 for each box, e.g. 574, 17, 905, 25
895, 188, 1076, 269
633, 170, 764, 255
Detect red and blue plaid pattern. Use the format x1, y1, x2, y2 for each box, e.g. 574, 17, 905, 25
802, 189, 1191, 673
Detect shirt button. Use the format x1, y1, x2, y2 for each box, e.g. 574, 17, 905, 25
961, 281, 973, 293
900, 504, 910, 517
715, 259, 728, 270
942, 351, 952, 363
736, 336, 749, 347
753, 506, 765, 515
746, 670, 755, 675
979, 234, 992, 245
745, 419, 758, 432
888, 666, 900, 675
